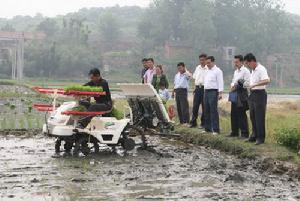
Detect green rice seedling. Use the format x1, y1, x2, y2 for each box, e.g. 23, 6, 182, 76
111, 107, 124, 120
64, 84, 103, 92
71, 105, 86, 112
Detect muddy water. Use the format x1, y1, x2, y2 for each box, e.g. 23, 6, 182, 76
0, 133, 299, 201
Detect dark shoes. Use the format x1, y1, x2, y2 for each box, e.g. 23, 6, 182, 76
245, 137, 256, 143
189, 124, 197, 128
199, 125, 205, 129
227, 133, 238, 138
255, 141, 264, 146
245, 137, 264, 145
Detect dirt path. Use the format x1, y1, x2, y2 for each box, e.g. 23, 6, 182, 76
0, 131, 299, 201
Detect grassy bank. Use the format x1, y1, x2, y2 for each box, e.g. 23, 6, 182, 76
174, 100, 300, 167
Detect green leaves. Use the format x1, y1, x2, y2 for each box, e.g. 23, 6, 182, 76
275, 128, 300, 153
64, 84, 103, 92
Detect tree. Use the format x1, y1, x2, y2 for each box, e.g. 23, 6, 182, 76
180, 0, 216, 50
138, 0, 191, 46
213, 0, 288, 55
1, 23, 15, 31
99, 13, 121, 43
37, 18, 58, 36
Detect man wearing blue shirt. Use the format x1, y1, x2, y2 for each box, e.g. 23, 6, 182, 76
172, 62, 192, 125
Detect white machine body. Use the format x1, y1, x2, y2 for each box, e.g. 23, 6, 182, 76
43, 84, 171, 145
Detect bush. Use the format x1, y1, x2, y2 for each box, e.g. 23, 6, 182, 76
275, 128, 300, 152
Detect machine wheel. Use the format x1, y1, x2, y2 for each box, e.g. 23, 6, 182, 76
55, 138, 62, 153
64, 139, 74, 153
92, 140, 100, 154
73, 136, 99, 156
121, 138, 136, 151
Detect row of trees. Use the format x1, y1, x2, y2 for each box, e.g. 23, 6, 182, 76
0, 1, 299, 85
138, 0, 293, 56
0, 6, 142, 78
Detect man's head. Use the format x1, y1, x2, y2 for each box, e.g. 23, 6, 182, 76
234, 55, 244, 69
142, 58, 148, 69
206, 56, 215, 69
244, 53, 257, 70
88, 68, 101, 83
199, 53, 207, 66
147, 58, 154, 69
177, 62, 186, 74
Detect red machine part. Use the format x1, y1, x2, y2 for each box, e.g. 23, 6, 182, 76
61, 111, 111, 116
33, 104, 56, 112
32, 87, 106, 97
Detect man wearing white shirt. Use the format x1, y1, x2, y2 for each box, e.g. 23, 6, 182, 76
244, 53, 270, 145
190, 54, 208, 128
203, 56, 224, 134
228, 55, 251, 138
143, 58, 156, 84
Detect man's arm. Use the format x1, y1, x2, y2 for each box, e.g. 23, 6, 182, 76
250, 79, 270, 89
217, 70, 224, 100
172, 75, 176, 98
143, 70, 148, 84
184, 69, 192, 80
243, 69, 251, 88
192, 68, 198, 93
250, 68, 270, 89
230, 71, 236, 91
102, 81, 112, 103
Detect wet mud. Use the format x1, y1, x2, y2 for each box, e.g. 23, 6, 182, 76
0, 130, 299, 201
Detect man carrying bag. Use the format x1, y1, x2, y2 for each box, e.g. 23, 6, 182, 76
228, 55, 250, 138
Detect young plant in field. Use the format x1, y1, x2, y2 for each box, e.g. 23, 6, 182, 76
9, 104, 16, 110
111, 107, 123, 120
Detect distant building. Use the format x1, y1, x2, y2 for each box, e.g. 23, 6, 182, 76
222, 46, 236, 61
164, 40, 193, 59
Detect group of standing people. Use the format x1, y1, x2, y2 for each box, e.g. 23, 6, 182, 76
142, 58, 170, 101
140, 53, 270, 145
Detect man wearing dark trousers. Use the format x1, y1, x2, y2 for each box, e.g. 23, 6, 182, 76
244, 53, 270, 145
77, 68, 113, 129
228, 55, 250, 138
203, 56, 224, 135
190, 54, 208, 128
172, 62, 192, 126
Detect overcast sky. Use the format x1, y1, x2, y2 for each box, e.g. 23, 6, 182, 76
0, 0, 299, 19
